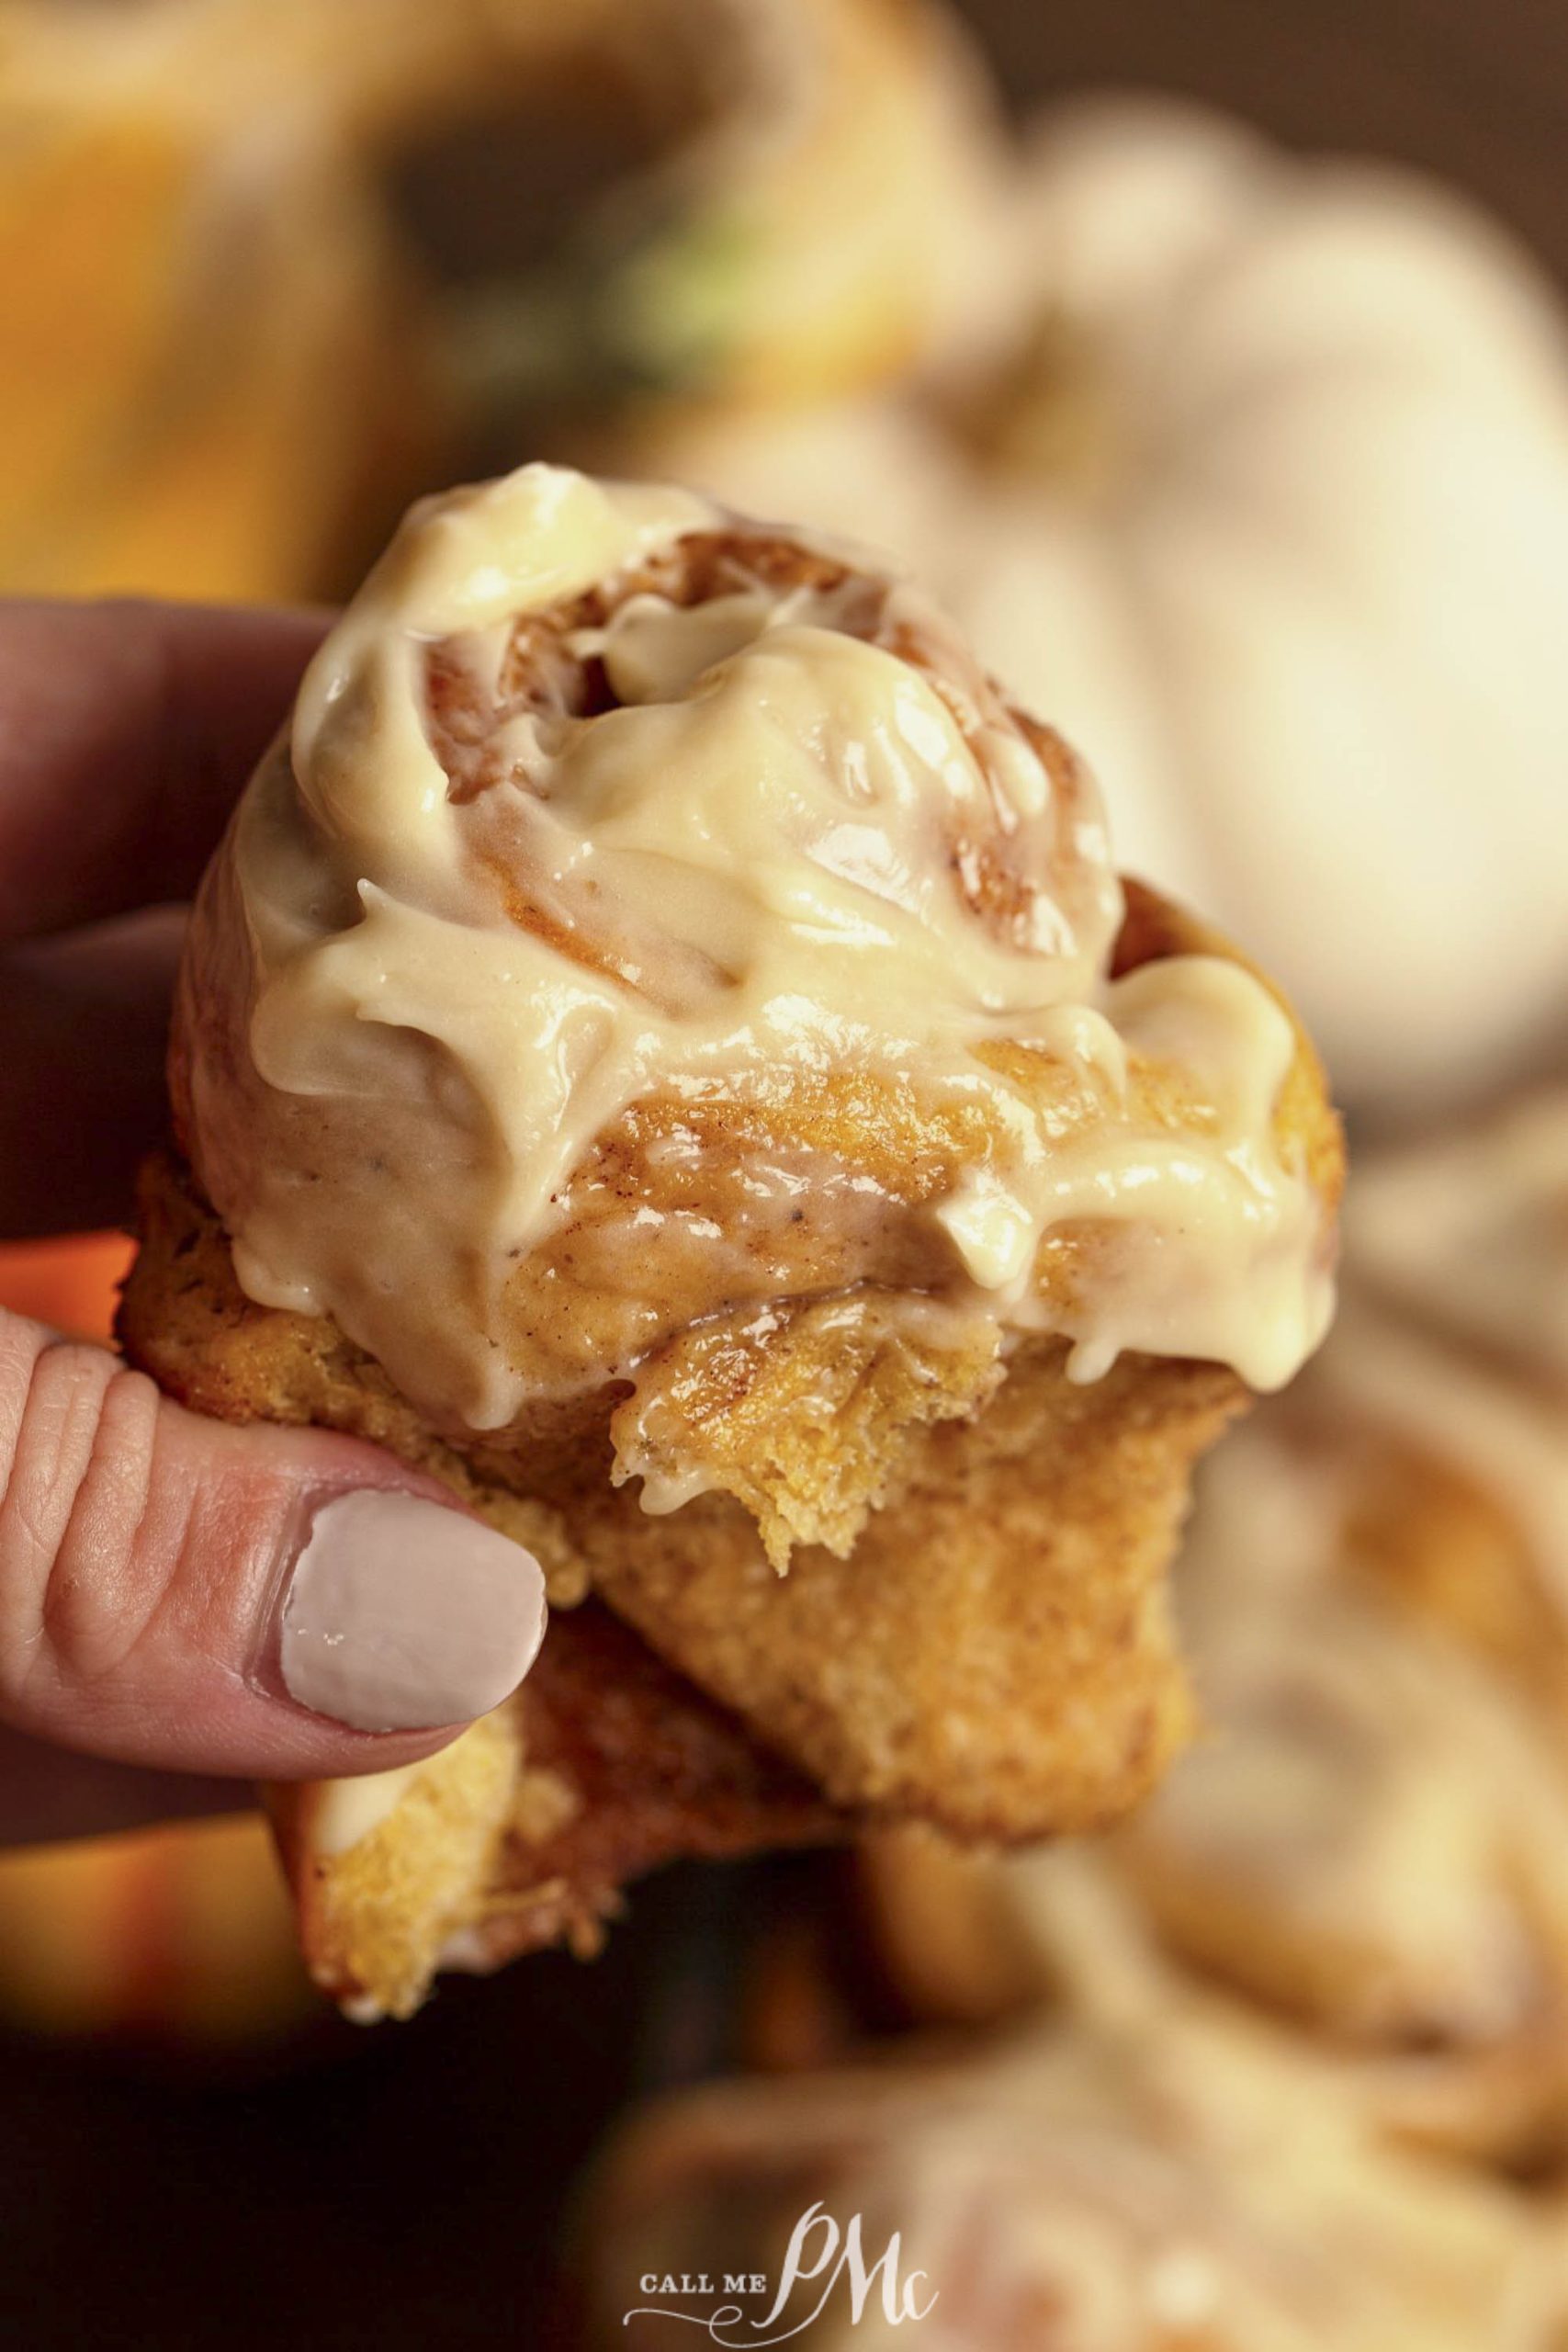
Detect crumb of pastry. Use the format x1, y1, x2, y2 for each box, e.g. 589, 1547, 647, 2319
277, 1709, 521, 2024
612, 1293, 1007, 1568
271, 1603, 835, 2017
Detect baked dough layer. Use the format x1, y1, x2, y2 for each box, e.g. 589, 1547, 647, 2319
118, 882, 1339, 2010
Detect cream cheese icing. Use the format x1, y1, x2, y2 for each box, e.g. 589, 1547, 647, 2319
175, 463, 1333, 1465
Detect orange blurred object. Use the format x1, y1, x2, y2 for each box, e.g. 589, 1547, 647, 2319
0, 1, 435, 603
0, 1817, 311, 2044
0, 1229, 132, 1342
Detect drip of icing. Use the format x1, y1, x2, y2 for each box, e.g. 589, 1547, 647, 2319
311, 1763, 425, 1858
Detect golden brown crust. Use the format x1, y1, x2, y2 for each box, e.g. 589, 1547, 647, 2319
583, 1340, 1236, 1835
270, 1603, 836, 2017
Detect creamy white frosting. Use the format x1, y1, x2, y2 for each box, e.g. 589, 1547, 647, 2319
178, 464, 1332, 1459
311, 1759, 426, 1858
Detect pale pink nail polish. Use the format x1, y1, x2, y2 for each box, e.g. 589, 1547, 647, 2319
279, 1492, 547, 1733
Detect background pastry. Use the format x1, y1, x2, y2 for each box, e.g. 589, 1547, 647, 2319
579, 1953, 1564, 2352
0, 0, 427, 602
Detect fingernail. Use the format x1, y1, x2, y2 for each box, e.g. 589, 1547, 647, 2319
278, 1492, 547, 1733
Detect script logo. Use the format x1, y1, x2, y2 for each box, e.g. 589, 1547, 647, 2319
626, 2202, 937, 2344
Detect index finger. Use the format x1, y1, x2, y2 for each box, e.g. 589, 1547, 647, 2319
0, 598, 327, 943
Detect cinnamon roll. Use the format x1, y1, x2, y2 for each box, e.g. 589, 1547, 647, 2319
119, 462, 1340, 2014
581, 1970, 1560, 2352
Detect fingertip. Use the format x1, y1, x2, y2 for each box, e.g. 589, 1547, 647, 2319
0, 1330, 543, 1784
275, 1488, 547, 1735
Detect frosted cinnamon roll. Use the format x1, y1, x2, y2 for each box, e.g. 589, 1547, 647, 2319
581, 1996, 1560, 2352
120, 463, 1340, 2015
358, 0, 1007, 429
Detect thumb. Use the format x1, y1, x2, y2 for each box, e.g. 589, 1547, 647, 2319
0, 1310, 547, 1782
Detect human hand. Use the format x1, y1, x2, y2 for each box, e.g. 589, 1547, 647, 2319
0, 601, 545, 1843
